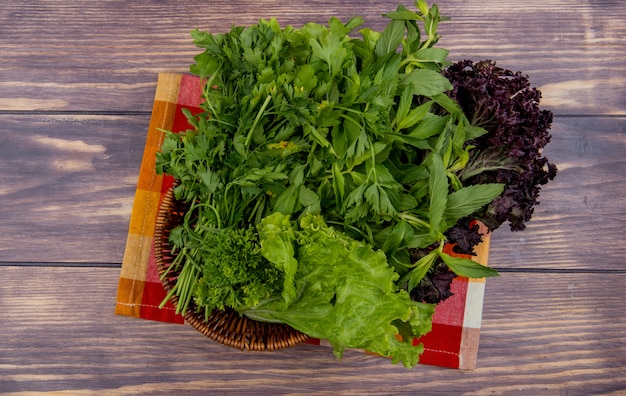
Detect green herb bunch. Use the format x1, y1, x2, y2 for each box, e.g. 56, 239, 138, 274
154, 0, 547, 368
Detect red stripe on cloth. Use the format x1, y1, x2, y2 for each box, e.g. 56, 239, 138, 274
161, 174, 176, 194
415, 323, 463, 368
145, 240, 161, 284
172, 75, 204, 133
172, 104, 203, 134
431, 276, 469, 327
178, 74, 205, 107
140, 281, 185, 324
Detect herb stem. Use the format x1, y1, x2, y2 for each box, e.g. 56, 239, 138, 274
245, 95, 273, 149
398, 212, 431, 230
201, 70, 222, 120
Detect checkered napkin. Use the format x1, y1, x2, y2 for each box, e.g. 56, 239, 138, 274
115, 73, 490, 370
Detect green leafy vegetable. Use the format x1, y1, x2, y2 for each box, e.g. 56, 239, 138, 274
427, 152, 448, 236
153, 0, 555, 369
241, 213, 434, 369
444, 59, 557, 232
439, 251, 499, 279
443, 183, 505, 229
193, 227, 284, 314
257, 213, 299, 305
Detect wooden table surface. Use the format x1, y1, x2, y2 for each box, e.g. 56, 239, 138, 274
1, 0, 625, 394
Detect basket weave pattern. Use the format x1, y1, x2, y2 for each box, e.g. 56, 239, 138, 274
154, 187, 310, 351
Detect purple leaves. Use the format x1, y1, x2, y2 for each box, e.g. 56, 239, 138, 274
444, 59, 557, 232
410, 60, 558, 304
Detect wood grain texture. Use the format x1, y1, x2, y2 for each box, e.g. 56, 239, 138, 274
0, 266, 624, 394
1, 0, 624, 115
0, 114, 147, 263
488, 116, 626, 270
1, 0, 625, 392
2, 115, 625, 270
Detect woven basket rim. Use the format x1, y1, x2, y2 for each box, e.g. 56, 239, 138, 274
153, 186, 309, 351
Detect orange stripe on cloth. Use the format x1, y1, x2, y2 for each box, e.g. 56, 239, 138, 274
115, 73, 183, 317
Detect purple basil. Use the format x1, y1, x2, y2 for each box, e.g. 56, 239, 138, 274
410, 60, 557, 304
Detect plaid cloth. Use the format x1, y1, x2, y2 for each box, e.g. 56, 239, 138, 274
115, 73, 490, 370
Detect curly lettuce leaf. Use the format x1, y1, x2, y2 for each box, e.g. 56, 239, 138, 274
243, 213, 434, 368
256, 212, 299, 305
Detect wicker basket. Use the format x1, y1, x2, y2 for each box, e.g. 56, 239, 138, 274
154, 186, 310, 351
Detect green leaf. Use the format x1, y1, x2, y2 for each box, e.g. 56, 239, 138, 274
407, 249, 438, 291
465, 124, 489, 140
416, 0, 430, 16
400, 69, 452, 97
382, 220, 414, 256
396, 100, 433, 131
408, 231, 437, 250
332, 162, 345, 209
197, 168, 222, 194
439, 251, 499, 279
190, 28, 214, 48
344, 182, 367, 209
295, 64, 319, 95
372, 52, 402, 87
303, 123, 331, 147
344, 119, 369, 160
385, 133, 430, 151
364, 184, 381, 212
450, 118, 468, 157
244, 214, 432, 369
394, 85, 414, 130
432, 92, 462, 115
309, 27, 347, 77
181, 107, 199, 129
399, 164, 428, 184
375, 19, 405, 58
344, 15, 365, 31
398, 192, 419, 211
354, 28, 379, 67
274, 184, 299, 215
415, 47, 449, 65
403, 19, 421, 55
431, 117, 454, 167
409, 114, 449, 139
365, 184, 398, 217
443, 183, 504, 228
427, 153, 447, 234
257, 213, 299, 304
328, 16, 353, 37
299, 185, 321, 214
383, 8, 423, 21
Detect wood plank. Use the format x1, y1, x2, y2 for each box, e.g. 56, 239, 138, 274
488, 116, 626, 270
0, 266, 624, 393
0, 114, 148, 263
2, 114, 625, 270
1, 0, 624, 115
1, 1, 622, 393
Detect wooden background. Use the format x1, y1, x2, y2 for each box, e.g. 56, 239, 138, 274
1, 0, 625, 393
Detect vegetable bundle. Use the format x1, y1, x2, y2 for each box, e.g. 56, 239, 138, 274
156, 0, 555, 368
